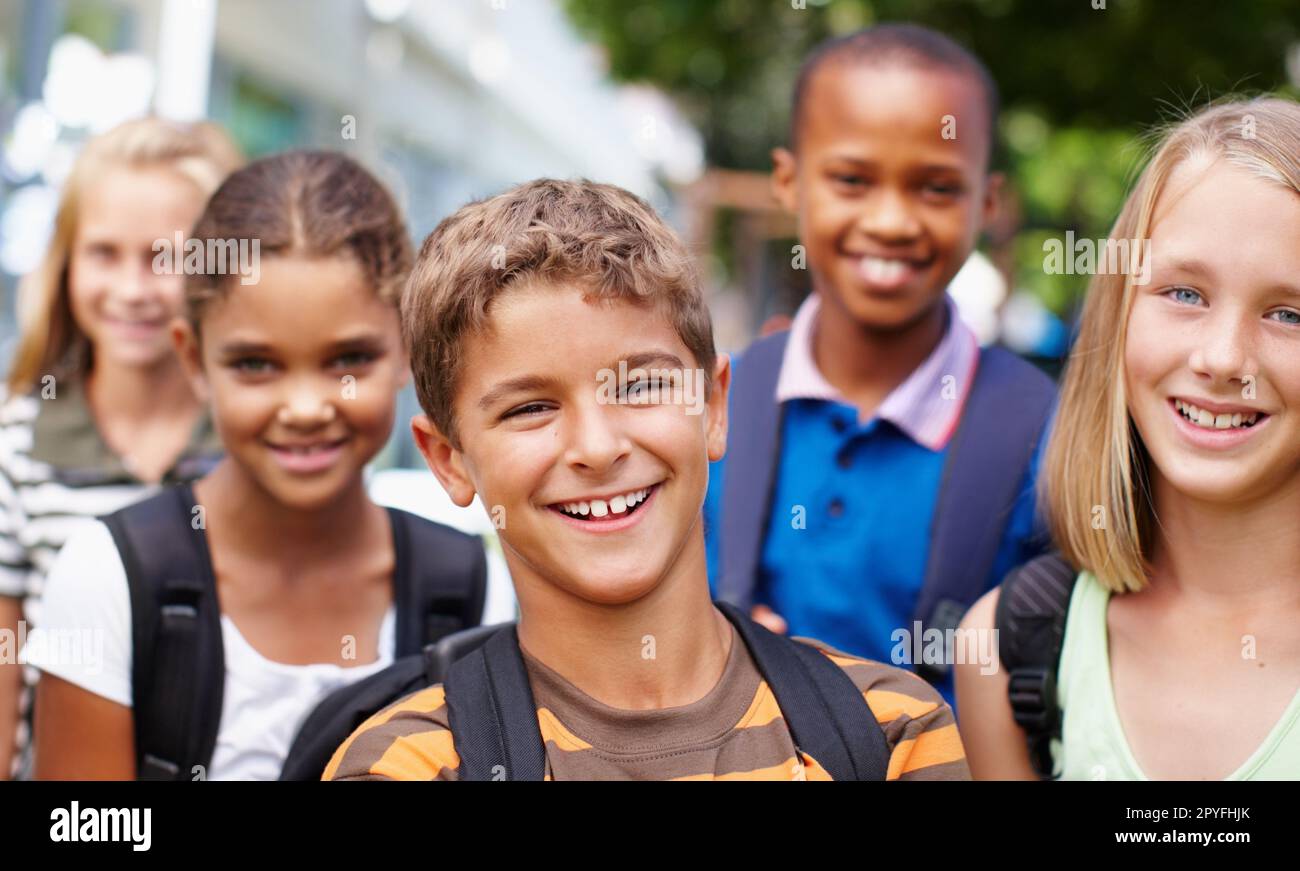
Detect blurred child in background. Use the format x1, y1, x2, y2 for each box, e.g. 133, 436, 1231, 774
0, 118, 241, 778
705, 24, 1055, 707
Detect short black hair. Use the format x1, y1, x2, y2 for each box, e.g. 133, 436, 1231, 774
789, 23, 1000, 168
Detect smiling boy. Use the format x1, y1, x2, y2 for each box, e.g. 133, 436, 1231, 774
705, 25, 1057, 706
324, 179, 969, 780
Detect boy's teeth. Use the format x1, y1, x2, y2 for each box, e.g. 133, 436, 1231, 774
557, 487, 653, 518
859, 256, 913, 286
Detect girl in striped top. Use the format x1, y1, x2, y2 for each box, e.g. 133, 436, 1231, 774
0, 118, 241, 778
957, 98, 1300, 780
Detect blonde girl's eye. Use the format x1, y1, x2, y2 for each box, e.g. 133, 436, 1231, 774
84, 242, 115, 262
1165, 286, 1204, 306
1267, 308, 1300, 326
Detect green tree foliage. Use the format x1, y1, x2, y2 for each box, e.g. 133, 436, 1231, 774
564, 0, 1299, 313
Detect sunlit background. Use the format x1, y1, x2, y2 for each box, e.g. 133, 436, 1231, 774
2, 0, 1298, 472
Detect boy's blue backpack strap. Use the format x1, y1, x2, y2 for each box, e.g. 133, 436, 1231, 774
445, 625, 547, 781
717, 601, 889, 781
914, 346, 1056, 684
387, 509, 489, 656
717, 330, 790, 610
102, 483, 224, 781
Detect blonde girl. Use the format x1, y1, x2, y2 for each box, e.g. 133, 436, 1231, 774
0, 118, 241, 778
957, 98, 1300, 780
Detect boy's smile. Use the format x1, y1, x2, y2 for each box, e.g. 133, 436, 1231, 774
773, 63, 998, 332
548, 481, 662, 530
414, 282, 729, 607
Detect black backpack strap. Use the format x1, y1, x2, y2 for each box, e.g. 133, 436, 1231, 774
102, 483, 223, 781
387, 509, 489, 657
444, 625, 546, 781
994, 551, 1077, 779
444, 608, 889, 781
914, 346, 1056, 684
717, 330, 789, 610
716, 601, 889, 780
421, 623, 504, 685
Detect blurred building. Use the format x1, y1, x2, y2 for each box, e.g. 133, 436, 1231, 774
0, 0, 703, 465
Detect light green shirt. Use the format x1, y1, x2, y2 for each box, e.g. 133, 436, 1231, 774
1052, 571, 1300, 780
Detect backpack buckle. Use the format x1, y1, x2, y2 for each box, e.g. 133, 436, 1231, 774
140, 753, 181, 780
159, 577, 205, 629
1008, 666, 1057, 732
913, 598, 967, 682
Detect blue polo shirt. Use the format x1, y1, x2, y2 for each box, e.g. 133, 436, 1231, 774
704, 297, 1049, 707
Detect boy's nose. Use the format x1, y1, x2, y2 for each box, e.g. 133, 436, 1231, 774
561, 401, 630, 474
856, 187, 922, 241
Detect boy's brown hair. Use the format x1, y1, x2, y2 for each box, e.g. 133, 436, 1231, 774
186, 149, 411, 332
403, 178, 715, 449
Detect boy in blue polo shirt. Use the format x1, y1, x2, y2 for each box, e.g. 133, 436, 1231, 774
704, 24, 1055, 707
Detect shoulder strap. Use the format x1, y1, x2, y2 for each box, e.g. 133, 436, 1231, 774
444, 625, 546, 781
717, 330, 790, 610
716, 601, 889, 780
444, 608, 890, 781
102, 483, 224, 781
387, 509, 489, 657
994, 551, 1077, 779
915, 345, 1056, 682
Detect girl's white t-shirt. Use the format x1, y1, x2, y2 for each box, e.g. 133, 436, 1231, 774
23, 520, 396, 781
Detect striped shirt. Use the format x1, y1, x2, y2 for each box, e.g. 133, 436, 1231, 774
324, 621, 969, 781
0, 380, 221, 776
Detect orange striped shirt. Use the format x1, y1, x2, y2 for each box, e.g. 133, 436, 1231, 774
324, 624, 968, 781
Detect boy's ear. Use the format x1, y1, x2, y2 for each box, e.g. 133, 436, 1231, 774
170, 318, 210, 402
770, 147, 799, 214
981, 171, 1005, 230
706, 353, 731, 463
410, 413, 477, 508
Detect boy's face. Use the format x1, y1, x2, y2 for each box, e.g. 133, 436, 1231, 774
175, 255, 409, 511
773, 63, 999, 332
413, 283, 729, 607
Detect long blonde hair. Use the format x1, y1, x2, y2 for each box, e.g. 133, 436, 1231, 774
6, 117, 243, 395
1041, 97, 1300, 593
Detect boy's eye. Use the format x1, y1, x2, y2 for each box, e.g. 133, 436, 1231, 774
1268, 308, 1300, 326
1165, 286, 1204, 306
830, 173, 868, 189
623, 377, 674, 402
503, 402, 552, 420
922, 181, 962, 197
